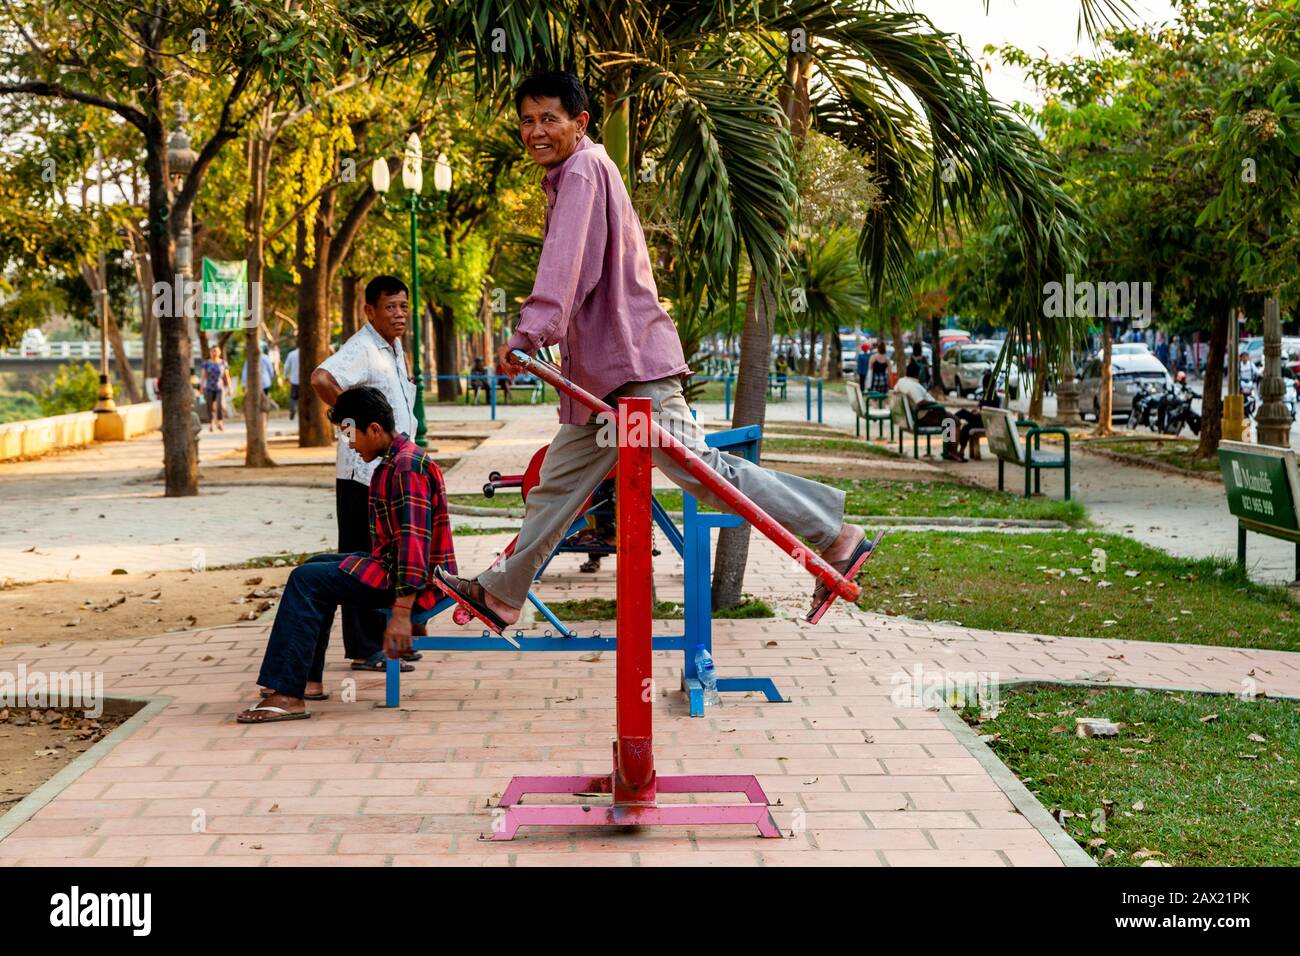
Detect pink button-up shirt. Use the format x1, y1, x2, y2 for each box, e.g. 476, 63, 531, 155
506, 136, 689, 425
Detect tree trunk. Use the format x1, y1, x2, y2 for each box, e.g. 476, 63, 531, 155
711, 273, 777, 610
929, 315, 943, 397
128, 226, 160, 387
243, 129, 274, 468
435, 303, 460, 400
890, 314, 905, 382
1028, 358, 1045, 420
295, 217, 333, 446
711, 48, 812, 611
340, 274, 359, 340
81, 262, 141, 404
1194, 302, 1229, 458
144, 98, 197, 496
1095, 321, 1114, 436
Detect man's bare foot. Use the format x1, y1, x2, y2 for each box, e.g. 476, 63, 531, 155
481, 588, 520, 626
820, 523, 866, 566
237, 691, 308, 723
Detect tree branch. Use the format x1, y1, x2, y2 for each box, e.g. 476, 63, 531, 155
0, 80, 147, 131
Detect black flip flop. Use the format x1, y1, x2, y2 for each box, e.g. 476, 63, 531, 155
351, 653, 415, 672
806, 529, 887, 625
430, 566, 508, 636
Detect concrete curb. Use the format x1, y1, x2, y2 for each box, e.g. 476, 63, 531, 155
0, 694, 171, 842
935, 705, 1096, 868
1077, 444, 1223, 484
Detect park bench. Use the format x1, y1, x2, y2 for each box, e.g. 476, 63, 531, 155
889, 391, 945, 458
846, 384, 893, 440
767, 370, 788, 401
1217, 440, 1300, 582
980, 407, 1071, 499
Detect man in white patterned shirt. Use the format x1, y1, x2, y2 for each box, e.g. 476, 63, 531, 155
309, 275, 421, 677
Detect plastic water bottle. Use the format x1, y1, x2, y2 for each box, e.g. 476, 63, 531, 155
694, 644, 722, 707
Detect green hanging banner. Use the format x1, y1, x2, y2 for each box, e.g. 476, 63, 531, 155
200, 258, 249, 331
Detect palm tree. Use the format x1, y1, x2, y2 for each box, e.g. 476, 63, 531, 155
386, 0, 1125, 605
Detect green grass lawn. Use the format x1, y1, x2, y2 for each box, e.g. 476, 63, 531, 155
860, 530, 1300, 651
972, 685, 1300, 866
543, 596, 773, 621
453, 476, 1085, 523
1083, 437, 1222, 476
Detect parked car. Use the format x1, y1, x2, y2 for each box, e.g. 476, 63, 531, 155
939, 343, 1021, 398
1077, 350, 1173, 420
938, 328, 971, 351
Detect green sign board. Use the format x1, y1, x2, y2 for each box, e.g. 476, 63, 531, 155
200, 258, 249, 331
1218, 442, 1300, 533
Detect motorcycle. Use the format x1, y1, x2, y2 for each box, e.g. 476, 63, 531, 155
1129, 382, 1160, 430
1242, 381, 1298, 422
1160, 384, 1201, 436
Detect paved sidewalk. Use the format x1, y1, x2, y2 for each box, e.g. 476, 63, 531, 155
1, 534, 1297, 867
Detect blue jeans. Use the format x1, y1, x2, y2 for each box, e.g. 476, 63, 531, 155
256, 553, 394, 699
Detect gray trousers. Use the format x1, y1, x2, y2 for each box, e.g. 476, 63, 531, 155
478, 376, 846, 609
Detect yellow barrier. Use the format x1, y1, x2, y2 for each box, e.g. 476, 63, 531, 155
0, 402, 162, 461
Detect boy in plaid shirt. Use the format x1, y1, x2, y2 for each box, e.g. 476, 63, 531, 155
238, 386, 456, 723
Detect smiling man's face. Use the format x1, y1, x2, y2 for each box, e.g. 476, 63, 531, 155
518, 94, 588, 169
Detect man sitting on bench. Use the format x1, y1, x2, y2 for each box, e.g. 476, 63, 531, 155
237, 386, 456, 723
895, 360, 966, 462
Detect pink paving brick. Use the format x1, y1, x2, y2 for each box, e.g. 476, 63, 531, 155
2, 585, 1296, 867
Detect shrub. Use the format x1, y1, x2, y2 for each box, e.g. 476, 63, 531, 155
38, 362, 112, 416
0, 392, 42, 424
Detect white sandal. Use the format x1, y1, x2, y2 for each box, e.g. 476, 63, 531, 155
236, 704, 311, 724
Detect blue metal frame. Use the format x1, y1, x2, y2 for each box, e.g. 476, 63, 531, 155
381, 424, 786, 715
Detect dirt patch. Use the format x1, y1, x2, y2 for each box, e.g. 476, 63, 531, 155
0, 567, 292, 645
0, 702, 141, 813
761, 456, 942, 482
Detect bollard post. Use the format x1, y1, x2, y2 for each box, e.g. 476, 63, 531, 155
724, 376, 732, 419
805, 377, 812, 421
612, 396, 656, 804
817, 379, 823, 423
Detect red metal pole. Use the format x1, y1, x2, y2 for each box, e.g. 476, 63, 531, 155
512, 350, 860, 604
614, 397, 656, 804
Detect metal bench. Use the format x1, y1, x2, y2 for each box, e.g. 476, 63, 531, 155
842, 382, 894, 439
889, 391, 945, 458
980, 407, 1071, 499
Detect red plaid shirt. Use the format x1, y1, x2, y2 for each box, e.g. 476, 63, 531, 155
339, 434, 457, 611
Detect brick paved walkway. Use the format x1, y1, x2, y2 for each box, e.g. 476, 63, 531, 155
2, 535, 1296, 867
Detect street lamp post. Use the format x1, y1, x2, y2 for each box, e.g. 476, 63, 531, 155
167, 104, 198, 382
371, 139, 452, 448
92, 146, 115, 415
1257, 296, 1291, 448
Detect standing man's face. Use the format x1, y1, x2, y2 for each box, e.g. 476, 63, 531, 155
365, 291, 409, 343
518, 95, 589, 169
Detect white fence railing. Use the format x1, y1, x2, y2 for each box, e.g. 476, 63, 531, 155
2, 341, 199, 360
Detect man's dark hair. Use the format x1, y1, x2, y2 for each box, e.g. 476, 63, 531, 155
365, 275, 408, 306
329, 386, 395, 435
911, 341, 922, 356
515, 70, 589, 119
905, 360, 920, 379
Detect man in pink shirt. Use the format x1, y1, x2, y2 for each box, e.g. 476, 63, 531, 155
434, 71, 876, 626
